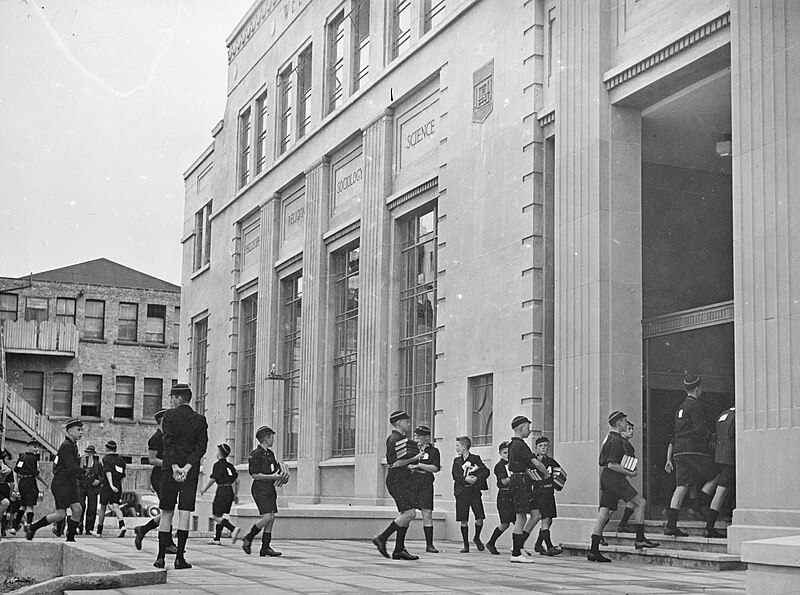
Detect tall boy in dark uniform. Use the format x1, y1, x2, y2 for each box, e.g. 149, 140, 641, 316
372, 410, 424, 560
96, 440, 127, 537
486, 441, 513, 555
410, 425, 440, 553
77, 445, 102, 535
242, 426, 288, 557
705, 406, 735, 538
452, 435, 490, 553
25, 419, 85, 541
531, 437, 564, 556
200, 443, 241, 545
11, 439, 45, 533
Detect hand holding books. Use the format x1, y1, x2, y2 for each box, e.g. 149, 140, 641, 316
274, 461, 291, 487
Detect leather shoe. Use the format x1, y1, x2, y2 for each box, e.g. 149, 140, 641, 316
617, 523, 636, 534
392, 549, 419, 560
260, 547, 282, 557
165, 544, 178, 555
134, 527, 144, 551
703, 528, 725, 539
152, 558, 165, 569
24, 525, 34, 541
473, 538, 485, 551
242, 536, 252, 555
664, 526, 688, 537
486, 543, 500, 555
459, 545, 469, 553
634, 539, 661, 549
546, 546, 564, 556
534, 544, 547, 555
425, 545, 439, 553
372, 535, 389, 558
174, 557, 192, 570
587, 550, 611, 562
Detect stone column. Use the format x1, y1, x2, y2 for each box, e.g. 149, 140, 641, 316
727, 0, 800, 551
553, 0, 643, 529
353, 111, 393, 504
295, 159, 330, 504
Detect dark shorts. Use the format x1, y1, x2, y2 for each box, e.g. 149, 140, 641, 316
509, 473, 534, 515
599, 468, 637, 511
252, 481, 277, 515
52, 478, 80, 510
150, 470, 162, 497
496, 490, 515, 524
715, 463, 735, 488
415, 478, 434, 511
212, 485, 235, 517
0, 482, 10, 501
100, 483, 122, 506
674, 454, 717, 487
17, 477, 39, 507
386, 470, 417, 513
455, 489, 486, 522
159, 472, 199, 512
532, 487, 557, 519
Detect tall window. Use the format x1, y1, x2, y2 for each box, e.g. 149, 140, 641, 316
0, 293, 17, 322
84, 300, 105, 339
22, 371, 44, 413
423, 0, 446, 33
332, 246, 359, 457
470, 374, 493, 446
114, 376, 134, 419
146, 304, 166, 343
143, 378, 163, 420
352, 0, 370, 92
278, 65, 293, 155
56, 298, 76, 325
399, 207, 437, 430
52, 373, 73, 417
391, 0, 412, 59
193, 201, 212, 271
297, 46, 313, 139
327, 12, 345, 114
238, 107, 252, 188
24, 297, 48, 322
118, 302, 138, 341
255, 91, 269, 175
239, 295, 258, 461
173, 306, 181, 345
547, 7, 556, 84
81, 374, 102, 417
282, 275, 302, 460
193, 317, 209, 415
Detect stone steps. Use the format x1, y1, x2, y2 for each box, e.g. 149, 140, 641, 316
603, 531, 729, 553
560, 541, 745, 571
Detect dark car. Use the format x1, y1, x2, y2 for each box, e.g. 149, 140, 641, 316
120, 490, 160, 517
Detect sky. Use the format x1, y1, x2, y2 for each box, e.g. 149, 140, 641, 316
0, 0, 253, 285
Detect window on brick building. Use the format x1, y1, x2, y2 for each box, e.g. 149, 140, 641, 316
470, 374, 493, 446
282, 274, 302, 460
24, 297, 48, 323
118, 302, 138, 341
84, 300, 105, 339
193, 201, 212, 271
22, 371, 44, 413
143, 378, 163, 420
114, 376, 134, 419
56, 298, 76, 325
193, 317, 208, 415
52, 372, 73, 417
146, 304, 166, 343
173, 306, 181, 345
81, 374, 102, 417
0, 293, 17, 322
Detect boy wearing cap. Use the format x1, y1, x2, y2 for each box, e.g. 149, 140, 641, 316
201, 443, 241, 545
242, 426, 287, 557
25, 419, 85, 541
11, 440, 45, 534
531, 437, 563, 556
372, 410, 425, 560
96, 440, 127, 538
77, 445, 102, 535
486, 441, 513, 555
409, 425, 440, 553
704, 406, 735, 539
452, 436, 490, 553
614, 422, 637, 536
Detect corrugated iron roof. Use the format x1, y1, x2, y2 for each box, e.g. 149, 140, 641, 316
28, 258, 180, 292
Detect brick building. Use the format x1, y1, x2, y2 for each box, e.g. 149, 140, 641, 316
0, 259, 180, 462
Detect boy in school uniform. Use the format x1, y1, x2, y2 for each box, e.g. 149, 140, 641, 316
614, 422, 638, 537
452, 436, 490, 553
25, 419, 85, 541
11, 440, 46, 534
531, 437, 564, 556
200, 443, 241, 545
77, 445, 102, 535
96, 440, 127, 538
486, 441, 514, 555
409, 425, 441, 553
705, 407, 735, 538
587, 411, 659, 562
242, 426, 288, 557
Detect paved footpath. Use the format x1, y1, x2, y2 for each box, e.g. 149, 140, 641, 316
54, 536, 745, 594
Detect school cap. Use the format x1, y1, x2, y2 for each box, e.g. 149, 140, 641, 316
169, 383, 192, 400
255, 426, 275, 441
26, 439, 40, 447
65, 418, 83, 431
413, 425, 431, 436
498, 441, 510, 451
105, 440, 118, 451
389, 410, 410, 424
154, 408, 167, 422
535, 436, 550, 445
608, 411, 627, 426
218, 443, 231, 457
84, 445, 96, 454
683, 374, 702, 390
511, 415, 531, 429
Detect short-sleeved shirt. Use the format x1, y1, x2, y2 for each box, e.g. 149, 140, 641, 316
415, 444, 440, 485
715, 407, 735, 465
249, 446, 279, 480
598, 432, 632, 467
211, 459, 239, 486
102, 453, 126, 487
672, 396, 714, 456
53, 437, 81, 481
494, 459, 512, 490
15, 452, 38, 478
386, 430, 419, 477
148, 429, 165, 482
507, 437, 533, 473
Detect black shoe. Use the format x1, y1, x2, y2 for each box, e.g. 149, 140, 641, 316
174, 557, 192, 570
24, 524, 34, 541
65, 535, 76, 542
486, 543, 500, 555
473, 538, 485, 552
392, 549, 419, 560
425, 545, 439, 553
634, 539, 661, 549
134, 527, 144, 551
534, 544, 547, 555
242, 536, 252, 555
372, 535, 389, 559
704, 528, 725, 539
617, 523, 636, 534
546, 546, 564, 556
84, 529, 93, 536
165, 544, 178, 555
599, 536, 608, 546
259, 547, 282, 557
460, 545, 470, 553
587, 550, 611, 562
664, 526, 688, 537
153, 558, 165, 569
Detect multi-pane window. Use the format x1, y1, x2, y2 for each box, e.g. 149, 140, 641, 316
194, 201, 212, 271
392, 0, 412, 59
470, 374, 493, 446
297, 46, 313, 139
146, 304, 166, 343
52, 373, 73, 417
399, 207, 437, 431
239, 295, 258, 461
114, 376, 134, 419
278, 65, 293, 155
423, 0, 446, 33
547, 7, 556, 84
56, 298, 76, 325
84, 300, 105, 339
327, 12, 345, 114
0, 293, 17, 322
332, 246, 359, 457
193, 317, 209, 415
173, 306, 181, 345
255, 91, 269, 175
238, 107, 252, 188
22, 371, 44, 413
143, 378, 163, 420
282, 275, 302, 460
118, 302, 138, 341
81, 374, 102, 417
24, 297, 48, 322
352, 0, 370, 92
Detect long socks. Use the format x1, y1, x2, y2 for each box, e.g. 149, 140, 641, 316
590, 533, 601, 553
460, 525, 469, 548
157, 531, 170, 558
423, 525, 434, 547
706, 509, 720, 531
666, 508, 679, 529
176, 529, 189, 557
394, 525, 408, 553
220, 518, 236, 532
635, 524, 646, 541
215, 524, 224, 540
487, 526, 505, 547
245, 524, 262, 541
474, 523, 483, 541
536, 528, 553, 549
620, 507, 634, 526
379, 521, 399, 541
511, 532, 522, 556
30, 516, 49, 533
140, 518, 159, 536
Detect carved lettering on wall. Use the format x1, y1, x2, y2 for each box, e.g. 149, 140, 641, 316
332, 150, 364, 212
228, 0, 310, 63
398, 99, 439, 171
283, 194, 305, 243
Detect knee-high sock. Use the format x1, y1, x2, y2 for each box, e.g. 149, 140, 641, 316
394, 525, 408, 553
176, 529, 189, 557
423, 525, 434, 547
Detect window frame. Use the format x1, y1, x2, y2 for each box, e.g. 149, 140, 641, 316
326, 10, 346, 115
238, 106, 253, 188
193, 201, 212, 271
55, 297, 76, 326
391, 0, 412, 60
0, 293, 18, 322
469, 374, 493, 446
255, 90, 269, 175
52, 372, 74, 417
422, 0, 446, 33
81, 374, 102, 418
143, 377, 163, 420
24, 297, 48, 323
193, 317, 209, 415
238, 294, 258, 461
145, 303, 167, 343
296, 45, 313, 140
114, 375, 135, 420
282, 274, 303, 460
118, 302, 138, 342
84, 299, 105, 339
277, 63, 294, 155
22, 371, 44, 413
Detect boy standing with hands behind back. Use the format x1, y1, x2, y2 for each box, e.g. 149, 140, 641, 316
451, 436, 490, 553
